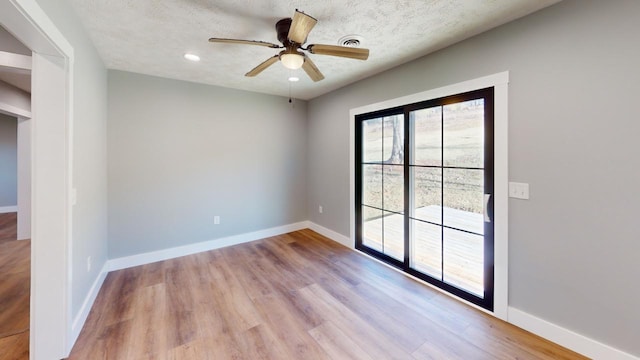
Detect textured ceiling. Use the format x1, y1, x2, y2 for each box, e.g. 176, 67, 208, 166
67, 0, 560, 100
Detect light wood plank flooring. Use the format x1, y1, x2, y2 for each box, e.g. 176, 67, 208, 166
0, 331, 29, 360
69, 229, 585, 359
0, 214, 30, 360
0, 212, 18, 244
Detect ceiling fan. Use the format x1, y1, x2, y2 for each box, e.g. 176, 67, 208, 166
209, 10, 370, 82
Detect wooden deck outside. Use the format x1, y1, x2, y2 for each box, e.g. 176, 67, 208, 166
363, 205, 484, 296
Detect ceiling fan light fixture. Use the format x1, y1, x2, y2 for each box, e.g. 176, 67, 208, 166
280, 53, 304, 70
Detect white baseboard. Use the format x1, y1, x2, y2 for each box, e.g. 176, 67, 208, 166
0, 205, 17, 213
307, 221, 352, 248
107, 221, 310, 271
508, 307, 638, 360
69, 263, 108, 352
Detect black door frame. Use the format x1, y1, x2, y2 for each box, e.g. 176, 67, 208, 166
355, 87, 495, 310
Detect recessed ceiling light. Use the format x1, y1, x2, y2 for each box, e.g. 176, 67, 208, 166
184, 53, 200, 62
288, 76, 300, 82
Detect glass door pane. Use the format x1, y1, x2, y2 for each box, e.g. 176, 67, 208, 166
443, 169, 483, 235
409, 93, 490, 300
383, 165, 404, 214
411, 167, 441, 224
409, 106, 444, 280
383, 211, 404, 261
362, 118, 383, 162
443, 99, 484, 168
443, 228, 484, 296
362, 206, 383, 252
411, 219, 442, 279
412, 106, 442, 166
362, 164, 382, 209
380, 115, 404, 260
359, 114, 405, 261
441, 99, 486, 295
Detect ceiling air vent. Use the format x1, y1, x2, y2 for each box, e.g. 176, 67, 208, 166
338, 35, 364, 48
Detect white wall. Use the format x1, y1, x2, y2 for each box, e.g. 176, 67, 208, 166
108, 71, 308, 258
34, 0, 109, 327
0, 112, 17, 207
307, 0, 639, 357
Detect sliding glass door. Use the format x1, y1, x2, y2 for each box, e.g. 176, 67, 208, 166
356, 88, 494, 310
360, 112, 405, 261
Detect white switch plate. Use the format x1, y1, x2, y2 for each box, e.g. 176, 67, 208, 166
509, 182, 530, 200
319, 206, 323, 214
214, 216, 220, 225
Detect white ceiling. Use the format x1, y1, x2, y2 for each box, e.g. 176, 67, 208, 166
68, 0, 560, 100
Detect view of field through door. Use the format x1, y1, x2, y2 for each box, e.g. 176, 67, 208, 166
355, 88, 494, 310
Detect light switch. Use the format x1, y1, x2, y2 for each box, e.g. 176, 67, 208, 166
509, 182, 530, 200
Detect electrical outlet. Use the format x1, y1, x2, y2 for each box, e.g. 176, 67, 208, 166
319, 206, 323, 214
214, 215, 220, 225
87, 256, 91, 272
509, 182, 530, 200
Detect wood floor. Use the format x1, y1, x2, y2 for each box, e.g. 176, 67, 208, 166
0, 212, 18, 244
70, 229, 586, 359
0, 212, 30, 360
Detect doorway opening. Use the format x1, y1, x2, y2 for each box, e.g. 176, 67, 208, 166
0, 24, 32, 356
1, 0, 74, 357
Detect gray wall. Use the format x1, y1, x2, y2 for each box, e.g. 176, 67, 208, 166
35, 0, 109, 321
307, 0, 639, 356
108, 71, 308, 258
0, 113, 17, 207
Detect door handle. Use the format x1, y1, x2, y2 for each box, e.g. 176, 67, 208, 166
484, 194, 491, 223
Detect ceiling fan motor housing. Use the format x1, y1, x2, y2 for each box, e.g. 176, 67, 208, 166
276, 18, 294, 45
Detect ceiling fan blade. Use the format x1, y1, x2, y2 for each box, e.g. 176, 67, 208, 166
302, 56, 324, 82
288, 10, 317, 44
307, 44, 369, 60
245, 55, 280, 77
209, 38, 282, 49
